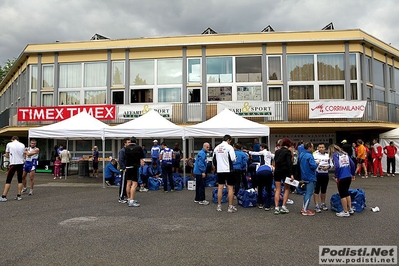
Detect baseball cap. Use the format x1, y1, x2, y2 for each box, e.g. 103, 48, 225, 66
153, 140, 158, 143
341, 139, 347, 144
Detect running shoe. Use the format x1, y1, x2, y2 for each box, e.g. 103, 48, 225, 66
15, 196, 22, 201
28, 189, 33, 196
216, 205, 222, 212
336, 211, 350, 217
128, 200, 140, 207
302, 209, 316, 216
0, 197, 7, 202
348, 208, 355, 215
22, 188, 27, 194
321, 203, 328, 211
227, 205, 237, 213
199, 200, 210, 205
280, 206, 289, 214
274, 207, 280, 215
315, 205, 321, 213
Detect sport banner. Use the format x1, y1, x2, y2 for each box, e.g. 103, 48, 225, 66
309, 101, 367, 119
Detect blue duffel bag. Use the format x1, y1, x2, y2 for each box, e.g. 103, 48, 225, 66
330, 188, 366, 213
173, 175, 183, 191
237, 189, 257, 208
148, 177, 160, 191
212, 188, 228, 203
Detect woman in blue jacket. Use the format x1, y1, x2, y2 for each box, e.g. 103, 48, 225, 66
328, 144, 356, 217
299, 142, 319, 216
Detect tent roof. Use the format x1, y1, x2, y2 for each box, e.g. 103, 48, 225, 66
379, 128, 399, 139
29, 111, 110, 139
184, 109, 270, 137
104, 109, 184, 138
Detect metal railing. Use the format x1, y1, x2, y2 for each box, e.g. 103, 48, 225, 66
2, 100, 399, 128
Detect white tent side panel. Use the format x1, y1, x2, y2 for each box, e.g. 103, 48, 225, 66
379, 130, 399, 174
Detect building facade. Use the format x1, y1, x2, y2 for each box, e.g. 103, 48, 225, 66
1, 29, 398, 161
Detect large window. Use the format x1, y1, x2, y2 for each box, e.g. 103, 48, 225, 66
30, 65, 38, 90
157, 59, 182, 85
208, 86, 232, 101
59, 64, 82, 88
59, 91, 80, 105
349, 54, 357, 80
375, 88, 385, 102
287, 55, 314, 81
112, 61, 125, 86
42, 93, 53, 106
237, 86, 262, 101
42, 65, 54, 88
84, 90, 106, 104
317, 54, 344, 80
84, 62, 107, 87
269, 87, 282, 101
373, 60, 384, 87
319, 85, 344, 99
188, 88, 201, 103
395, 68, 399, 91
112, 90, 124, 104
158, 87, 181, 102
388, 66, 393, 89
351, 84, 358, 100
289, 85, 314, 100
130, 59, 154, 85
31, 92, 37, 106
206, 57, 233, 83
268, 56, 282, 81
130, 89, 153, 103
236, 56, 261, 82
188, 58, 201, 83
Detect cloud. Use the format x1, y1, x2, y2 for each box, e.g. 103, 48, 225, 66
1, 0, 399, 65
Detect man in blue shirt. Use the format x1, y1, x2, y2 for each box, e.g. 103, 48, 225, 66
299, 142, 319, 216
104, 159, 121, 186
193, 142, 210, 205
151, 140, 161, 166
252, 138, 261, 163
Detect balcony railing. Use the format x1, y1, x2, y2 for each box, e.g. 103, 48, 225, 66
3, 100, 399, 128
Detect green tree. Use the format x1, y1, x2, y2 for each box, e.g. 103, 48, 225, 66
0, 59, 16, 83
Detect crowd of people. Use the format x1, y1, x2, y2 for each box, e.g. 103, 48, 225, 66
1, 135, 397, 217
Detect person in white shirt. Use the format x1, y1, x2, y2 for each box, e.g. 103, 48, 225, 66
213, 134, 237, 213
313, 143, 330, 213
1, 136, 26, 202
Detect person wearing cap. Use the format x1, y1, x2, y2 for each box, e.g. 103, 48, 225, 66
151, 140, 161, 166
383, 141, 398, 177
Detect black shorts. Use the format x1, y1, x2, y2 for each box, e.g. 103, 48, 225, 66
217, 172, 236, 186
125, 167, 138, 182
357, 159, 365, 164
337, 177, 351, 198
93, 161, 99, 170
315, 173, 329, 194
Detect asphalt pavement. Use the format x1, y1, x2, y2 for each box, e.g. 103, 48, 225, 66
0, 171, 397, 266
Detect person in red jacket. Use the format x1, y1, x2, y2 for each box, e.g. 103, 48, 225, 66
372, 138, 383, 177
383, 141, 398, 177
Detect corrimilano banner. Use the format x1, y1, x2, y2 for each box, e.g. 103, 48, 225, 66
118, 104, 172, 119
217, 102, 275, 117
309, 101, 367, 119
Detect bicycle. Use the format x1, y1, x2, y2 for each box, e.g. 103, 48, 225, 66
1, 154, 10, 171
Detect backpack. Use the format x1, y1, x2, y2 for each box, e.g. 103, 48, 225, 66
124, 144, 143, 166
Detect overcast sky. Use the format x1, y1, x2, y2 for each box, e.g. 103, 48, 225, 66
1, 0, 399, 66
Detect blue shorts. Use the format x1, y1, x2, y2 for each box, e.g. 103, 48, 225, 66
24, 161, 37, 173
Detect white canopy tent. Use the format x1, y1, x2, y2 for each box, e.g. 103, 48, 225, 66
379, 128, 399, 174
104, 109, 185, 138
28, 111, 110, 186
105, 109, 188, 184
184, 108, 270, 138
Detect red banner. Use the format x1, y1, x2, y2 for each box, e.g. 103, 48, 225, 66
18, 105, 116, 121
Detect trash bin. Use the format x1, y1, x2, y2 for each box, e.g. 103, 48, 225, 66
78, 160, 89, 177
